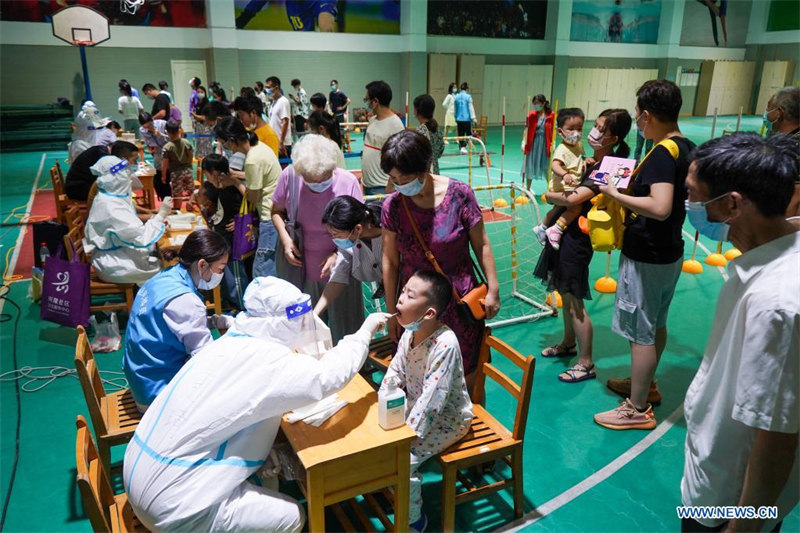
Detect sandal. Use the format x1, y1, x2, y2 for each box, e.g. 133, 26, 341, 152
541, 343, 577, 358
558, 363, 596, 383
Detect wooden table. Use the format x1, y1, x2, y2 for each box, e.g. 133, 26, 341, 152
135, 166, 157, 210
281, 375, 417, 532
156, 220, 222, 314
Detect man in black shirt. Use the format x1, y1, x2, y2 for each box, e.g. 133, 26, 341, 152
594, 80, 695, 431
328, 79, 350, 125
142, 83, 171, 121
65, 141, 139, 201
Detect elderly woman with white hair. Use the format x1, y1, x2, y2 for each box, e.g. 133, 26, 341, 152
271, 133, 364, 342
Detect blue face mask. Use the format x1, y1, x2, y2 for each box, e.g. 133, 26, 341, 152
763, 108, 777, 132
401, 309, 431, 332
333, 229, 356, 250
685, 193, 731, 242
266, 88, 275, 98
305, 177, 333, 193
394, 176, 425, 197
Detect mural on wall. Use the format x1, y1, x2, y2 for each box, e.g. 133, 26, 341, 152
680, 0, 752, 47
570, 0, 661, 44
766, 0, 799, 31
233, 0, 400, 34
0, 0, 207, 27
427, 1, 547, 39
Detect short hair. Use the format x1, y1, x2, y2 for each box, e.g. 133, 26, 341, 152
330, 79, 338, 85
557, 107, 585, 128
365, 81, 392, 107
380, 130, 432, 175
310, 92, 327, 108
107, 120, 121, 130
636, 79, 682, 123
410, 270, 453, 315
141, 83, 156, 93
240, 86, 256, 98
233, 95, 263, 115
460, 82, 469, 91
291, 78, 301, 87
691, 132, 798, 217
165, 120, 181, 134
203, 101, 230, 121
110, 140, 137, 159
265, 76, 281, 88
321, 195, 382, 230
254, 81, 264, 91
201, 153, 230, 174
137, 111, 153, 125
214, 116, 258, 146
773, 86, 800, 123
291, 134, 340, 180
158, 80, 168, 90
413, 94, 435, 119
190, 76, 202, 88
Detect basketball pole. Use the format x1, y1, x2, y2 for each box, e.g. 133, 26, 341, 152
501, 96, 506, 184
79, 44, 93, 101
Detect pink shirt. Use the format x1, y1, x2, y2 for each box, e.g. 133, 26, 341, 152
272, 167, 363, 282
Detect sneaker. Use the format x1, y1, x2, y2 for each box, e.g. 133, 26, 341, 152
606, 377, 662, 406
545, 225, 564, 250
410, 512, 428, 533
533, 224, 547, 245
594, 398, 656, 430
460, 147, 468, 155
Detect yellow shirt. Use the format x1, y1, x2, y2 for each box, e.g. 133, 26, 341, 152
244, 142, 281, 220
254, 124, 280, 157
551, 142, 585, 192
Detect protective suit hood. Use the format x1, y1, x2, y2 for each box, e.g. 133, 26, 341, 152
92, 156, 133, 196
230, 276, 332, 355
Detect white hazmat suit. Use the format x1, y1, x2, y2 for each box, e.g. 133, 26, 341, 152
122, 276, 389, 532
83, 156, 169, 285
68, 101, 104, 162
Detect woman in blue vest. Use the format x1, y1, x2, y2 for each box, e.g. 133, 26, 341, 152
124, 229, 231, 412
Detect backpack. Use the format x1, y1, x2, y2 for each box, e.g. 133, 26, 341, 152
586, 138, 680, 252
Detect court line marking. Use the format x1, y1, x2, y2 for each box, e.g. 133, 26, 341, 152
0, 153, 46, 316
498, 404, 685, 532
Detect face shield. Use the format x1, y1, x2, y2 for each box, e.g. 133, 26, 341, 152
284, 294, 333, 358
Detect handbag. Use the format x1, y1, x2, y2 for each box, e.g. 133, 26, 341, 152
400, 196, 488, 322
275, 167, 305, 289
231, 197, 259, 260
40, 242, 90, 328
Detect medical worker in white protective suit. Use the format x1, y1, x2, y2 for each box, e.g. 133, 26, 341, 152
122, 276, 391, 532
83, 156, 172, 285
69, 101, 104, 162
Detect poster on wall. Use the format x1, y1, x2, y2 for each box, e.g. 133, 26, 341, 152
570, 0, 661, 44
0, 0, 207, 27
233, 0, 401, 34
427, 1, 547, 39
680, 0, 752, 47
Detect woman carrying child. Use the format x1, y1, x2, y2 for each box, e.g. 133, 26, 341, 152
533, 108, 632, 383
521, 94, 554, 190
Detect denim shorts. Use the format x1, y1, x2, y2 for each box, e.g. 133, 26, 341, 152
611, 254, 682, 345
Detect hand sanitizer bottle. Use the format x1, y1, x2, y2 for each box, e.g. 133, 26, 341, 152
379, 376, 406, 430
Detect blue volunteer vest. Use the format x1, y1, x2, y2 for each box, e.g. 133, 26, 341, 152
123, 264, 201, 406
454, 91, 472, 122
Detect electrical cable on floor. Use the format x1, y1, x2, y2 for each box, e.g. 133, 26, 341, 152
0, 293, 21, 532
0, 366, 129, 393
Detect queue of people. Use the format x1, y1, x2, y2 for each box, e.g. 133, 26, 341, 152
58, 77, 798, 533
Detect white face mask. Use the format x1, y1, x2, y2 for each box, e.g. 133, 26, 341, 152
305, 176, 334, 193
197, 263, 223, 290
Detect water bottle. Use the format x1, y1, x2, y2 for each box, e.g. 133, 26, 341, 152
39, 242, 50, 267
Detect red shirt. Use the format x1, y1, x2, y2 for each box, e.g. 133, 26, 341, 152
524, 110, 555, 157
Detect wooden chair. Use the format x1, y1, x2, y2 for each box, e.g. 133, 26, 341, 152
51, 161, 86, 224
473, 115, 489, 143
74, 326, 142, 474
75, 415, 148, 532
64, 205, 86, 234
63, 226, 136, 314
436, 329, 535, 532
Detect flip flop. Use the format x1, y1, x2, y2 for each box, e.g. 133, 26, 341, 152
558, 363, 597, 383
541, 343, 577, 358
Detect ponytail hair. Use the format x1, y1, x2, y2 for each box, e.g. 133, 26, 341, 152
533, 94, 552, 115
321, 195, 382, 231
597, 108, 632, 158
214, 116, 257, 146
307, 110, 343, 148
177, 229, 229, 267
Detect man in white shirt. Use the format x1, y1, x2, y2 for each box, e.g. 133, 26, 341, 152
681, 133, 799, 533
265, 76, 293, 157
289, 78, 311, 133
360, 80, 405, 196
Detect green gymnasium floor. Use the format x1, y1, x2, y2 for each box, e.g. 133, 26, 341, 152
1, 117, 798, 532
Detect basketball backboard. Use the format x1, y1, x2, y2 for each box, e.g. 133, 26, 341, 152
51, 6, 110, 46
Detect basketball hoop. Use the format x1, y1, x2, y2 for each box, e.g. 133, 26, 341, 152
120, 0, 145, 15
71, 40, 95, 47
51, 6, 110, 101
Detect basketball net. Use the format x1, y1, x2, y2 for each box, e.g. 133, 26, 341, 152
120, 0, 145, 15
